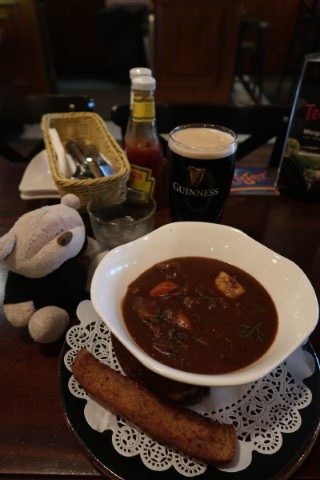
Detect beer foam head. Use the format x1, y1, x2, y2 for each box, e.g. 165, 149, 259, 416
169, 126, 237, 159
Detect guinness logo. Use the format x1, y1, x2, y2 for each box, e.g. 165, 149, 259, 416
188, 166, 206, 187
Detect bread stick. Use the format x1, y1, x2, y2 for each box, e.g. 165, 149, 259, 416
72, 348, 236, 464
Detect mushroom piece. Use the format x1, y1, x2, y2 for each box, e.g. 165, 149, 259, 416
215, 271, 245, 299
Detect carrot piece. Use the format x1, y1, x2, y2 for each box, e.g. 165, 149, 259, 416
149, 280, 178, 297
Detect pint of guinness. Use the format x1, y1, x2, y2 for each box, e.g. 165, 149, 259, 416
167, 124, 237, 222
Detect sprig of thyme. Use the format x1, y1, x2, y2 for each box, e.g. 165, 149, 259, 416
156, 308, 173, 322
238, 322, 265, 343
195, 286, 213, 300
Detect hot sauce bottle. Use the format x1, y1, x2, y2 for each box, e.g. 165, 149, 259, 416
124, 75, 164, 206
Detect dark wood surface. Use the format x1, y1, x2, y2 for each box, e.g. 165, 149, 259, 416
0, 156, 320, 479
154, 0, 243, 104
241, 0, 301, 74
0, 0, 55, 94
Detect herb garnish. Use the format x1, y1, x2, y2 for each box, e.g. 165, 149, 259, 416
195, 286, 213, 300
156, 308, 173, 323
251, 303, 268, 315
238, 322, 265, 343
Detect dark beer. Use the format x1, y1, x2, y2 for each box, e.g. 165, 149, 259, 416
167, 124, 237, 222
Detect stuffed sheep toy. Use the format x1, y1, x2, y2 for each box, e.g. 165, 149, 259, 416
0, 194, 94, 343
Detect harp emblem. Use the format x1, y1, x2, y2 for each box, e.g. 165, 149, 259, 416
188, 166, 206, 187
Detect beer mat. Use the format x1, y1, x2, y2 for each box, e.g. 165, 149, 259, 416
231, 167, 279, 196
59, 300, 320, 480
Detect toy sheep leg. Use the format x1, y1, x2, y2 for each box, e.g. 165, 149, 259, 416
28, 306, 70, 343
4, 301, 35, 327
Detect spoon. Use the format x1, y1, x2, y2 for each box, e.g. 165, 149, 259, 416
81, 143, 114, 177
65, 141, 94, 179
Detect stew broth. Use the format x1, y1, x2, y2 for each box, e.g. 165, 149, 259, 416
122, 257, 278, 374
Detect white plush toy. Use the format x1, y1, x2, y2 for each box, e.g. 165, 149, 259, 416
0, 194, 94, 343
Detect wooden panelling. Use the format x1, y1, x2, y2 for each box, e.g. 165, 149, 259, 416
241, 0, 301, 73
154, 0, 243, 104
0, 0, 55, 93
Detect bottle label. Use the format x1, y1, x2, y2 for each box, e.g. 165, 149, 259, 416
129, 164, 155, 201
132, 99, 155, 122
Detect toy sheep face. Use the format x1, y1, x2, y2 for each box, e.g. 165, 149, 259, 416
0, 194, 86, 278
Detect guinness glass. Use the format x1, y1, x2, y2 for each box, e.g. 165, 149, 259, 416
167, 124, 237, 222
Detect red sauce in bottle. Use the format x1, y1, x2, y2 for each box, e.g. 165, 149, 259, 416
125, 138, 164, 206
124, 76, 164, 206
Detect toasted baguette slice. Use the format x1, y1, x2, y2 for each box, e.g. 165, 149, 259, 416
72, 348, 236, 464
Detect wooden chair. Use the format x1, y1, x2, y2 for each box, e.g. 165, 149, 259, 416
0, 94, 95, 162
111, 103, 289, 167
275, 0, 320, 103
234, 16, 270, 104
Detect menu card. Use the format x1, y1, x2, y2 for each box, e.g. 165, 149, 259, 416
277, 53, 320, 202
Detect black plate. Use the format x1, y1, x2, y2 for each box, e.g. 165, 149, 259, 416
59, 342, 320, 480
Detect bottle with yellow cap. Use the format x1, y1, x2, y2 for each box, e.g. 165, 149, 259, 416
125, 67, 152, 140
124, 75, 164, 206
129, 67, 152, 103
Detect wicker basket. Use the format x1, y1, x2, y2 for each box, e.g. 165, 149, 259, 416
41, 112, 130, 208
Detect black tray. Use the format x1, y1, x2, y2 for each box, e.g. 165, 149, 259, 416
59, 342, 320, 480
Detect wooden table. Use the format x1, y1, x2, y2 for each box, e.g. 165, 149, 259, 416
0, 157, 320, 479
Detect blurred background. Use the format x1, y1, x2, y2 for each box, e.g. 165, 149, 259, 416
1, 0, 320, 145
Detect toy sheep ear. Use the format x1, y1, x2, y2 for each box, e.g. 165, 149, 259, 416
61, 194, 81, 210
0, 230, 16, 261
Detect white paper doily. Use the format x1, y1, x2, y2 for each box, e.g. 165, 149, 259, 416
64, 300, 315, 477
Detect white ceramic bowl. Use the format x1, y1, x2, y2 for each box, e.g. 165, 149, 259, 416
91, 222, 319, 387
